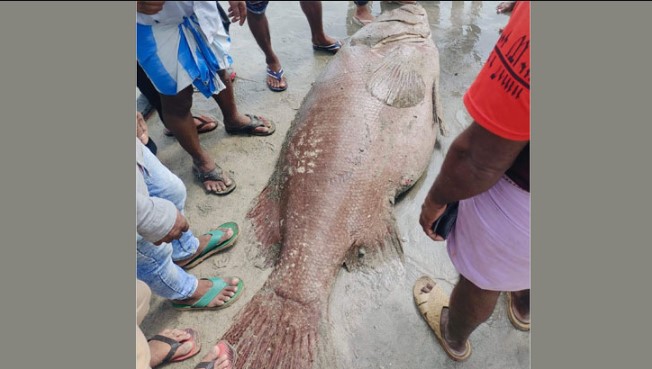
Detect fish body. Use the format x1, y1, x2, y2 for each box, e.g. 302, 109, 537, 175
223, 4, 444, 368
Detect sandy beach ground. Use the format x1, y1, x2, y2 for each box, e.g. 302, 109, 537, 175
138, 2, 529, 368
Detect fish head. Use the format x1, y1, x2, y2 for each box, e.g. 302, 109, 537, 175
350, 3, 431, 49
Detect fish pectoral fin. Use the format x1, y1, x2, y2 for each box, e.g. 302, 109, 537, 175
343, 219, 404, 272
366, 49, 425, 108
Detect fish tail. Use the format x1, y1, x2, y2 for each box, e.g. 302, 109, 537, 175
222, 289, 322, 369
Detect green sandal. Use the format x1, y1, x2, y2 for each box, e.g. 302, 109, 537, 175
180, 222, 239, 270
171, 277, 244, 311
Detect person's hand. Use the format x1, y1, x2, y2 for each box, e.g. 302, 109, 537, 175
419, 195, 448, 242
228, 1, 247, 26
153, 210, 190, 245
137, 112, 150, 145
137, 1, 165, 15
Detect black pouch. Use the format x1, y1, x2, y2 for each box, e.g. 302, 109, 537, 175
431, 201, 459, 240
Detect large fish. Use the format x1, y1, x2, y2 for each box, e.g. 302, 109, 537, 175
223, 4, 445, 368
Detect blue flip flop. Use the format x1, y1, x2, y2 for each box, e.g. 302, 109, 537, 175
312, 40, 342, 54
266, 67, 287, 92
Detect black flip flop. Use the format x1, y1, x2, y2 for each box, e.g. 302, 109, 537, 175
224, 114, 276, 137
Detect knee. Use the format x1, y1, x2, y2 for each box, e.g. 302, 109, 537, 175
161, 90, 193, 118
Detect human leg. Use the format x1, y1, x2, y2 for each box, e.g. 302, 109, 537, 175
353, 1, 374, 26
299, 1, 340, 51
138, 63, 218, 137
245, 1, 287, 91
140, 147, 238, 264
140, 143, 200, 260
159, 86, 234, 194
137, 237, 198, 301
137, 237, 241, 309
212, 70, 275, 135
442, 275, 500, 353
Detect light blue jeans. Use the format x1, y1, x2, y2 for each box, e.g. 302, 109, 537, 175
137, 147, 199, 300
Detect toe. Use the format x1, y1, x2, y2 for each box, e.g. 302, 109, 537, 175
171, 329, 191, 341
218, 228, 233, 242
218, 295, 231, 303
176, 341, 194, 357
216, 182, 225, 192
161, 328, 189, 341
223, 290, 236, 298
216, 358, 231, 369
223, 286, 238, 294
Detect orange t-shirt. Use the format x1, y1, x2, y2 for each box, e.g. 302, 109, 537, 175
463, 1, 530, 141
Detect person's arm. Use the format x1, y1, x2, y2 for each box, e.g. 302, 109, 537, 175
420, 122, 527, 241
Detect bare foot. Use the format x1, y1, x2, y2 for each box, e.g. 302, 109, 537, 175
174, 278, 240, 308
148, 328, 196, 368
197, 341, 236, 369
175, 227, 234, 268
354, 4, 374, 25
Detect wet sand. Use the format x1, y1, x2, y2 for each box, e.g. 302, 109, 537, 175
139, 2, 529, 368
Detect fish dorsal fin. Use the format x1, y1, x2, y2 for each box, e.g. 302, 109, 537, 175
366, 48, 425, 108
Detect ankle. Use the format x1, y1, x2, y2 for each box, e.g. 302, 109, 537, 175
441, 309, 468, 353
265, 56, 281, 68
180, 280, 207, 303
